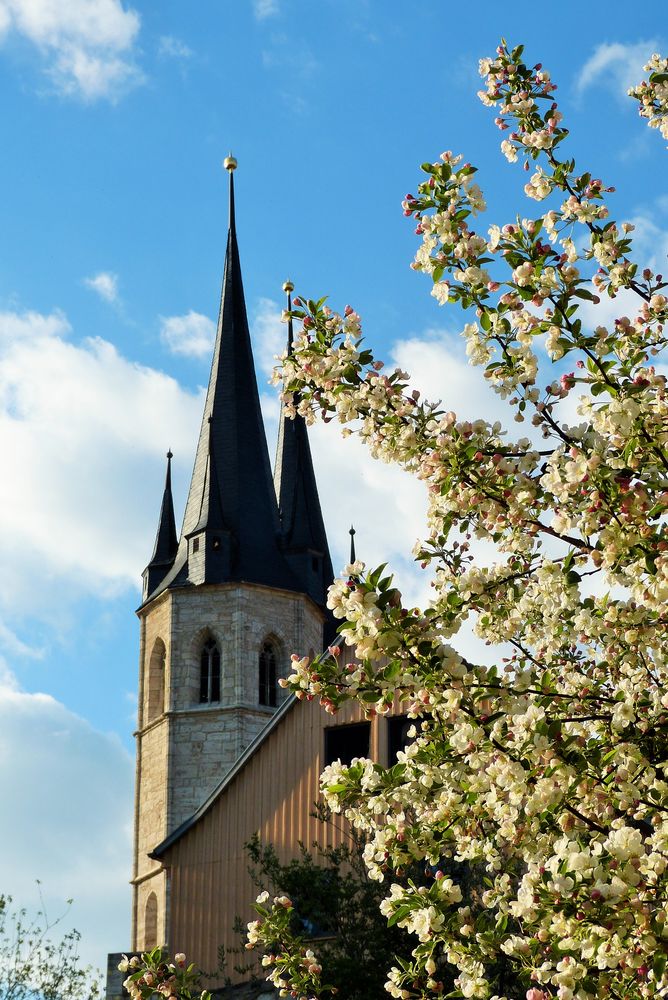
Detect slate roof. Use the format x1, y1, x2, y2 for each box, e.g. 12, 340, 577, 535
142, 451, 179, 596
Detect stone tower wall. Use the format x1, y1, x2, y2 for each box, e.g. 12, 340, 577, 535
132, 594, 173, 951
131, 582, 324, 953
166, 582, 323, 832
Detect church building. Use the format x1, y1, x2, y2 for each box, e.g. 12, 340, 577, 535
107, 160, 406, 996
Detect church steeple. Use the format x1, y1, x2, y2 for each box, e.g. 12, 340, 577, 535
130, 162, 337, 967
274, 281, 334, 613
142, 450, 178, 599
144, 158, 299, 600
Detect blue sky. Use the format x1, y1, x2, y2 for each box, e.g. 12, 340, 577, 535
0, 0, 666, 978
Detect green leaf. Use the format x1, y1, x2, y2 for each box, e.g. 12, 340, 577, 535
387, 905, 411, 927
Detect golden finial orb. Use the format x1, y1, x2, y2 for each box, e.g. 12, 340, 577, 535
223, 154, 238, 172
282, 279, 294, 293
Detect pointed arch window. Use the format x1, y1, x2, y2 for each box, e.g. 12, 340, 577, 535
144, 891, 158, 949
259, 641, 278, 707
146, 638, 166, 724
199, 639, 221, 704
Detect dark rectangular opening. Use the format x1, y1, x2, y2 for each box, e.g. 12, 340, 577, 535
324, 722, 370, 766
387, 714, 414, 765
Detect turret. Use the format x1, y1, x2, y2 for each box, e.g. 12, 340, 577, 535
274, 281, 335, 625
142, 450, 178, 600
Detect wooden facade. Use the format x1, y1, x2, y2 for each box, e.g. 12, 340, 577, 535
152, 693, 396, 985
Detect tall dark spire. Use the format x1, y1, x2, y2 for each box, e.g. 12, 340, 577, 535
142, 451, 179, 599
349, 525, 356, 564
144, 158, 301, 600
274, 281, 334, 615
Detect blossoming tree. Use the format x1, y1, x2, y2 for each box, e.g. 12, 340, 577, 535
245, 43, 668, 1000
0, 891, 101, 1000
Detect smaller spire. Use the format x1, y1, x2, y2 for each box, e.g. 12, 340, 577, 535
142, 449, 179, 599
349, 525, 356, 564
274, 279, 334, 617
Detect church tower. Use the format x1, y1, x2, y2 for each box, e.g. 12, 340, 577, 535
131, 160, 333, 954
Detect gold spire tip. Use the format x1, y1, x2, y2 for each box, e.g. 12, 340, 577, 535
223, 154, 237, 172
282, 279, 294, 293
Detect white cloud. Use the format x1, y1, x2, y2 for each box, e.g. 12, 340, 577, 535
392, 330, 510, 426
253, 0, 279, 20
577, 210, 668, 332
0, 662, 134, 972
252, 296, 286, 378
160, 310, 216, 358
575, 40, 659, 102
0, 0, 143, 101
0, 307, 70, 340
84, 270, 119, 303
158, 35, 192, 59
0, 308, 202, 617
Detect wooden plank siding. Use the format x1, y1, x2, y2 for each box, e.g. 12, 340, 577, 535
160, 694, 392, 984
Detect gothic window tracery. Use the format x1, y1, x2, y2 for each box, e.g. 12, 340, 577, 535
199, 638, 221, 704
258, 640, 278, 707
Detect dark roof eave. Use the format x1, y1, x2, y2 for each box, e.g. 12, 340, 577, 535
137, 569, 330, 618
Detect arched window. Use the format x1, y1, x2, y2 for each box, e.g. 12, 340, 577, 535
199, 639, 221, 704
259, 641, 278, 707
146, 639, 166, 724
144, 891, 158, 949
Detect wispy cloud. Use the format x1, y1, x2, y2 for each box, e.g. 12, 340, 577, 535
160, 310, 215, 357
0, 0, 143, 101
253, 0, 279, 21
261, 34, 318, 76
0, 621, 44, 659
252, 296, 286, 378
84, 270, 119, 304
158, 35, 192, 59
575, 40, 660, 102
